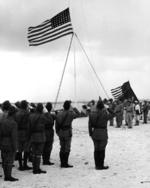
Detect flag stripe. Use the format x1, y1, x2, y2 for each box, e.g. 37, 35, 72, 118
28, 24, 73, 41
28, 20, 51, 31
111, 87, 121, 93
28, 27, 73, 43
111, 86, 121, 91
29, 31, 74, 46
28, 23, 52, 35
111, 89, 122, 95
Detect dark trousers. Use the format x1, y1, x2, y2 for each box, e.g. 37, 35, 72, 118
31, 142, 44, 172
92, 139, 107, 168
59, 137, 72, 153
1, 150, 15, 178
143, 112, 148, 123
42, 139, 53, 163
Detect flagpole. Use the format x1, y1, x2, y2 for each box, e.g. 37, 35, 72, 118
54, 33, 74, 109
74, 33, 110, 99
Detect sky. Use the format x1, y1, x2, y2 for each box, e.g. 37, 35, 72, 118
0, 0, 150, 103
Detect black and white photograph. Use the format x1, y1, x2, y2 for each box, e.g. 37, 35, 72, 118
0, 0, 150, 187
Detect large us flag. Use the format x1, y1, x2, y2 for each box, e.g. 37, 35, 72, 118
111, 81, 138, 101
28, 8, 74, 46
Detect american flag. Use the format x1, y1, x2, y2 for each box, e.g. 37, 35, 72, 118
111, 81, 138, 101
28, 8, 74, 46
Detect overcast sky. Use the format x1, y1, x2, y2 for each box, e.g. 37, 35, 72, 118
0, 0, 150, 103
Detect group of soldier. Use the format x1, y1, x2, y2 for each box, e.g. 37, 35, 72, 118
0, 98, 149, 182
102, 98, 150, 128
0, 100, 80, 182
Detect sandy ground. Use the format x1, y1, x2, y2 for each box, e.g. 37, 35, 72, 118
0, 117, 150, 188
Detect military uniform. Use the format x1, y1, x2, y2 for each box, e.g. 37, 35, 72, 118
89, 103, 113, 170
142, 102, 149, 124
56, 102, 76, 168
29, 108, 46, 174
0, 113, 18, 181
126, 101, 134, 128
114, 101, 124, 128
15, 109, 31, 170
42, 112, 55, 165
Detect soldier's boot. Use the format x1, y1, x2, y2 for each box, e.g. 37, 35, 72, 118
94, 151, 100, 170
18, 152, 24, 171
32, 155, 38, 174
98, 150, 109, 170
33, 155, 46, 174
43, 152, 54, 165
60, 152, 64, 167
37, 155, 46, 174
23, 152, 32, 170
63, 152, 73, 168
4, 165, 18, 181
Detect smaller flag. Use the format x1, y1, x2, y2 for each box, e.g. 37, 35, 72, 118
28, 8, 74, 46
111, 81, 138, 101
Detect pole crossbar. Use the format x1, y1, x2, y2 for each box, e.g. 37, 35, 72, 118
74, 33, 109, 99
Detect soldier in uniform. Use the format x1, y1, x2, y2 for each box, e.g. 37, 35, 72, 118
126, 100, 134, 128
88, 100, 114, 170
0, 106, 18, 181
114, 100, 124, 128
142, 101, 149, 124
55, 100, 77, 168
42, 102, 55, 165
108, 98, 115, 126
29, 103, 46, 174
15, 100, 32, 170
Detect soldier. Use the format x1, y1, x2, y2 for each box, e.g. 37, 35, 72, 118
0, 100, 11, 177
126, 100, 134, 128
29, 103, 46, 174
142, 101, 149, 124
0, 106, 18, 181
134, 101, 141, 125
15, 100, 32, 171
55, 100, 77, 168
42, 102, 55, 165
114, 100, 124, 128
108, 98, 115, 126
88, 100, 114, 170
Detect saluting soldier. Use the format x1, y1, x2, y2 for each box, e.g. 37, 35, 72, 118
15, 100, 32, 170
42, 102, 55, 165
55, 100, 77, 168
0, 106, 18, 181
29, 103, 46, 174
88, 100, 114, 170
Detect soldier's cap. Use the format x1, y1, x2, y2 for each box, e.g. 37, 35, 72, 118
8, 105, 17, 116
63, 100, 71, 110
36, 103, 43, 113
2, 100, 11, 111
46, 102, 52, 110
20, 100, 28, 109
